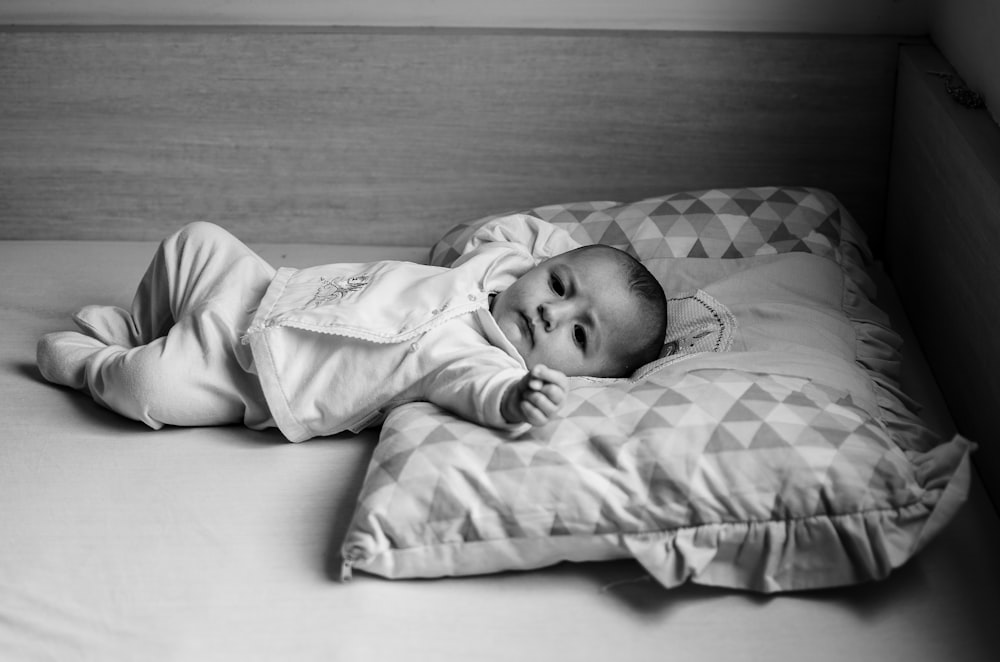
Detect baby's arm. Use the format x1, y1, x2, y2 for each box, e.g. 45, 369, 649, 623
500, 365, 569, 427
452, 214, 581, 267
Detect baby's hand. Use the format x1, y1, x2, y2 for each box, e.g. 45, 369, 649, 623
502, 364, 569, 427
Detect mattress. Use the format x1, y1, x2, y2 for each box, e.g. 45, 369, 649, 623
2, 239, 999, 662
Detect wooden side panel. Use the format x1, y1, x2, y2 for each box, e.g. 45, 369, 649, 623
0, 28, 897, 246
886, 45, 1000, 504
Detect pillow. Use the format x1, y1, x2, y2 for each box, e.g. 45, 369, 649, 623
341, 187, 974, 592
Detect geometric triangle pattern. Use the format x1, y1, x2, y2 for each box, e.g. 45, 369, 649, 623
430, 187, 852, 268
342, 360, 952, 591
349, 186, 971, 593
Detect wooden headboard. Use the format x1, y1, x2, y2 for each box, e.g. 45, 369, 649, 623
886, 44, 1000, 505
0, 27, 899, 249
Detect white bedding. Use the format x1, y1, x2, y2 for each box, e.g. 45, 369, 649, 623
3, 239, 999, 662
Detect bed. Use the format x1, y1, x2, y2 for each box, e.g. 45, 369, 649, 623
2, 28, 999, 662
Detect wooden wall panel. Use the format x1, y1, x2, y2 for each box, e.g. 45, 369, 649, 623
886, 45, 1000, 503
0, 28, 898, 247
0, 0, 931, 34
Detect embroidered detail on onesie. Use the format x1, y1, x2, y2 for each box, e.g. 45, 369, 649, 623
304, 274, 371, 308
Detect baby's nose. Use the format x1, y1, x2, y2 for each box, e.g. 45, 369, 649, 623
538, 301, 571, 330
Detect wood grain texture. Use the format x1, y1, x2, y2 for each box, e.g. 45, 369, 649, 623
0, 28, 898, 247
0, 0, 931, 34
886, 45, 1000, 505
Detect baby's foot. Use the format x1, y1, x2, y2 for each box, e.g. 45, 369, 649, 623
73, 305, 138, 347
36, 331, 107, 390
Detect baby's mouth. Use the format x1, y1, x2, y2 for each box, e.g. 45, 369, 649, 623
520, 312, 535, 346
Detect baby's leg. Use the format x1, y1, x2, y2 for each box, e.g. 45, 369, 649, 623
38, 313, 269, 429
37, 331, 115, 391
71, 223, 273, 347
39, 221, 275, 429
72, 305, 138, 347
66, 222, 274, 348
130, 221, 276, 343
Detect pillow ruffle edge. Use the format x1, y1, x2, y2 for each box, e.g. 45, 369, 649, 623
821, 188, 944, 453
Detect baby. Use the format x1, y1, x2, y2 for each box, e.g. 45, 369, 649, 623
36, 216, 667, 442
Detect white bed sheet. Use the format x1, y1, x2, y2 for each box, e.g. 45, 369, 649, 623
2, 240, 999, 662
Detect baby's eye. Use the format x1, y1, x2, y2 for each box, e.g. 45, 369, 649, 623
573, 325, 587, 349
550, 273, 565, 296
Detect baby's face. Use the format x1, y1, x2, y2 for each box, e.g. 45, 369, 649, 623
490, 247, 645, 378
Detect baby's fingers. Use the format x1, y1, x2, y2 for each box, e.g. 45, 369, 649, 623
526, 381, 565, 408
519, 399, 550, 427
530, 364, 568, 388
527, 364, 569, 397
521, 389, 563, 427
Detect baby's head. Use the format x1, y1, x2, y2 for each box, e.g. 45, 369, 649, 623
490, 244, 667, 378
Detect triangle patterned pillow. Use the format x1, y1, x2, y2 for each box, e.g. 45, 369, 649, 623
341, 187, 974, 592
